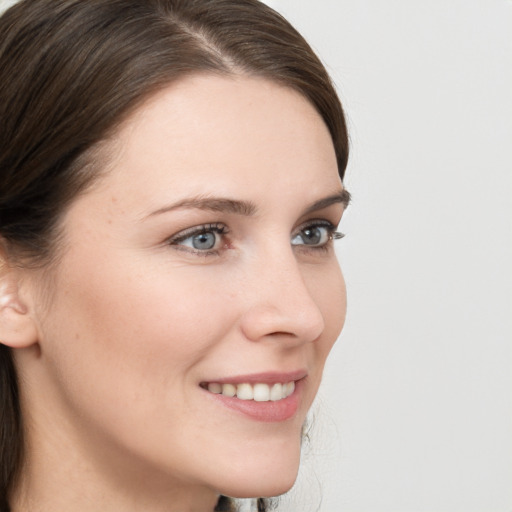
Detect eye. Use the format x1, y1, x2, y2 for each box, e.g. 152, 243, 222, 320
291, 221, 343, 248
167, 223, 227, 253
183, 231, 218, 250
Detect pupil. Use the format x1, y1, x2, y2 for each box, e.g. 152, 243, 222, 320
193, 232, 216, 250
303, 227, 321, 245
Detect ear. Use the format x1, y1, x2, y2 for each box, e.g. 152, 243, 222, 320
0, 253, 39, 349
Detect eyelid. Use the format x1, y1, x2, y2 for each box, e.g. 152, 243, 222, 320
164, 218, 344, 257
293, 218, 336, 233
291, 218, 345, 249
165, 223, 229, 257
167, 223, 227, 245
292, 218, 342, 241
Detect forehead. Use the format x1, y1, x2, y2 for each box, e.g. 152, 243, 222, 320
94, 74, 341, 212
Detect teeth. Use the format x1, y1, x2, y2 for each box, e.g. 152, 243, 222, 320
236, 383, 253, 400
285, 381, 295, 397
207, 381, 296, 402
222, 383, 236, 397
270, 383, 283, 401
253, 383, 270, 402
208, 382, 222, 394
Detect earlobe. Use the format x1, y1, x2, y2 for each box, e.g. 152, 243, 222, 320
0, 259, 39, 349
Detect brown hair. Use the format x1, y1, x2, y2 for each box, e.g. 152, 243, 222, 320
0, 0, 349, 509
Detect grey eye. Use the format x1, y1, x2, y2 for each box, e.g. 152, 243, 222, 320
187, 231, 218, 250
291, 225, 330, 247
168, 223, 228, 253
193, 232, 216, 250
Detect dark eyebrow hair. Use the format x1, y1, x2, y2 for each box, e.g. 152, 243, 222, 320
147, 189, 350, 219
302, 189, 351, 215
148, 195, 257, 217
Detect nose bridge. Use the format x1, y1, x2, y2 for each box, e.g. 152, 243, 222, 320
239, 243, 325, 343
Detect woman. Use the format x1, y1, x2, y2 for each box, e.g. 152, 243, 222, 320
0, 1, 350, 511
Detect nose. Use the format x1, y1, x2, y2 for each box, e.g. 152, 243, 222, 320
239, 248, 325, 345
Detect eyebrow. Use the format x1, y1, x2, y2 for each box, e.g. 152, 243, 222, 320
148, 196, 257, 217
147, 189, 350, 218
302, 189, 351, 215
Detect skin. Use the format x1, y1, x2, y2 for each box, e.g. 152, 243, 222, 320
11, 75, 348, 512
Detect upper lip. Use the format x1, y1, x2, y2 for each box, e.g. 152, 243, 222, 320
201, 369, 308, 385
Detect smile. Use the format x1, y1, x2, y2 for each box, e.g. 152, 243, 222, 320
200, 372, 305, 422
203, 381, 295, 402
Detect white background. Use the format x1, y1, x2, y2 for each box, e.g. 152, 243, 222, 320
1, 0, 510, 511
263, 1, 512, 511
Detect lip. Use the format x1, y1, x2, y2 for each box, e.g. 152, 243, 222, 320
200, 369, 307, 386
200, 370, 307, 423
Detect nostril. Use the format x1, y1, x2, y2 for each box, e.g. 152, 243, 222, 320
239, 303, 324, 344
268, 331, 298, 337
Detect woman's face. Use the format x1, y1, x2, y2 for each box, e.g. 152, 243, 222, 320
27, 75, 347, 500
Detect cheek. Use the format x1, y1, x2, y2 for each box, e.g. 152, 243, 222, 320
308, 260, 347, 356
36, 254, 241, 468
39, 251, 235, 420
52, 261, 232, 368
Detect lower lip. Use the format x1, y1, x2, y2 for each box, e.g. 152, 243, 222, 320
203, 379, 303, 423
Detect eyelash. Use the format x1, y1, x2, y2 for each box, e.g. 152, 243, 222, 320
166, 220, 345, 256
292, 220, 344, 253
166, 223, 229, 256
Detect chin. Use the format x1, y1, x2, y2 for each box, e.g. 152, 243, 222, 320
214, 440, 302, 499
222, 473, 298, 500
